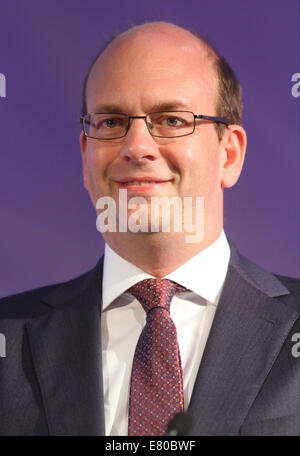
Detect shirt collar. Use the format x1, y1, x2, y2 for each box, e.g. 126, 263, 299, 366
102, 230, 230, 310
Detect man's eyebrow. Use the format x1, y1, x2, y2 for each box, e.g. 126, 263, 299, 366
148, 101, 190, 112
91, 101, 190, 114
92, 104, 127, 113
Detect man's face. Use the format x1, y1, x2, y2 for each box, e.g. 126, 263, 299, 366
81, 28, 224, 233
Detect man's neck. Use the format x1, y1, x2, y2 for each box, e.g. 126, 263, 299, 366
103, 229, 223, 277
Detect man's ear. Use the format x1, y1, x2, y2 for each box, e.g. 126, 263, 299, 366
80, 131, 89, 191
220, 124, 247, 188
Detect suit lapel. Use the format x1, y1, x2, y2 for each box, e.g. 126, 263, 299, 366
187, 245, 299, 435
26, 258, 106, 436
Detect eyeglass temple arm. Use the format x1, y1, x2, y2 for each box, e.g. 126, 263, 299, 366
194, 114, 229, 126
80, 117, 90, 124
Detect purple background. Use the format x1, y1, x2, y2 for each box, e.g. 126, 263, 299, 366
0, 0, 299, 298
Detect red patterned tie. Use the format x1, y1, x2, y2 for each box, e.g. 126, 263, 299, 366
127, 278, 186, 436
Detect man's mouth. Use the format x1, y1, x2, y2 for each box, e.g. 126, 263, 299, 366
115, 178, 171, 193
122, 181, 162, 186
116, 177, 171, 184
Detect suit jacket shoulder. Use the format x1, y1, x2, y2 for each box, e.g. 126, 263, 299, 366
0, 263, 102, 319
274, 274, 300, 298
0, 257, 105, 436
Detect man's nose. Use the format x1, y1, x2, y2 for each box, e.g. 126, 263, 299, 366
119, 118, 160, 163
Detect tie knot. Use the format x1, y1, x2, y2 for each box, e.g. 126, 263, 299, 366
128, 278, 185, 313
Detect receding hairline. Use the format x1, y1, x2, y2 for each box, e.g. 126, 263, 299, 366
84, 22, 219, 105
103, 21, 217, 57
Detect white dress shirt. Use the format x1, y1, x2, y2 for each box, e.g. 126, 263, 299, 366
101, 230, 231, 436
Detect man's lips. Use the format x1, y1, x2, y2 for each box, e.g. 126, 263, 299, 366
116, 177, 171, 184
115, 178, 172, 192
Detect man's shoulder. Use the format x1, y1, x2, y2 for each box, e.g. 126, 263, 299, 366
0, 283, 60, 318
228, 240, 300, 302
273, 273, 300, 298
0, 264, 101, 319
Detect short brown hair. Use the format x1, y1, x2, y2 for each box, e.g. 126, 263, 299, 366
198, 34, 243, 139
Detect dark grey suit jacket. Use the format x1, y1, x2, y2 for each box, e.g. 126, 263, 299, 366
0, 243, 300, 436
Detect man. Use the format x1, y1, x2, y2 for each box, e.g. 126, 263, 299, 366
0, 22, 299, 436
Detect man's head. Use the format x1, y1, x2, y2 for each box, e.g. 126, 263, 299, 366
80, 22, 247, 252
81, 23, 243, 141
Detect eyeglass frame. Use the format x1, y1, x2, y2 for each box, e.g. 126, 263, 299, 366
80, 110, 229, 140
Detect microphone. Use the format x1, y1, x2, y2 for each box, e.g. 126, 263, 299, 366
166, 411, 194, 436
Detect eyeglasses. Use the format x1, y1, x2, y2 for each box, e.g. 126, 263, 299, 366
80, 111, 228, 140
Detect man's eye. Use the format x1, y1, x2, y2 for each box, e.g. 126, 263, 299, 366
91, 117, 125, 130
102, 118, 120, 128
164, 117, 183, 127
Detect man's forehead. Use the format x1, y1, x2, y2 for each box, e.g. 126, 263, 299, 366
89, 23, 215, 82
85, 22, 218, 112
